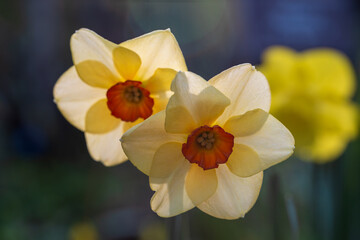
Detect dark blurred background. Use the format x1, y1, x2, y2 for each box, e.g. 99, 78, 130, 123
0, 0, 359, 239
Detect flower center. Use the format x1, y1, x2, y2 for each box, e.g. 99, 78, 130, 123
182, 125, 234, 170
196, 131, 216, 150
124, 85, 143, 103
106, 80, 154, 122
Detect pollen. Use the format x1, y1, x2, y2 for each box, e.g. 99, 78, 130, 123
124, 86, 142, 103
106, 80, 154, 122
182, 125, 234, 170
197, 132, 216, 150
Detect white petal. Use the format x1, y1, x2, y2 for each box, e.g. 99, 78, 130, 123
85, 121, 129, 166
120, 29, 187, 80
226, 144, 262, 178
150, 160, 195, 217
185, 165, 217, 205
70, 28, 119, 77
197, 165, 263, 219
209, 64, 271, 125
150, 142, 185, 178
53, 66, 106, 131
223, 109, 269, 137
235, 114, 295, 171
165, 71, 230, 134
121, 111, 187, 175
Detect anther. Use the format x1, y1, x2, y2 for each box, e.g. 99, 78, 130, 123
197, 137, 204, 143
197, 131, 216, 150
205, 143, 212, 150
124, 86, 143, 103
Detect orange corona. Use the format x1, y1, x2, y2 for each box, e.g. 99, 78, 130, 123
182, 125, 234, 170
106, 80, 154, 122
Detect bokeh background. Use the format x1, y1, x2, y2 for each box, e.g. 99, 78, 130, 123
1, 0, 360, 239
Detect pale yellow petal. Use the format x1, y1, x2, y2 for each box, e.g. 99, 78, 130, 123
165, 102, 197, 134
235, 114, 294, 171
209, 64, 271, 125
121, 111, 187, 175
150, 142, 184, 178
152, 91, 173, 114
144, 68, 176, 114
143, 68, 177, 94
120, 29, 187, 80
223, 109, 269, 137
150, 160, 195, 217
226, 144, 262, 177
197, 165, 263, 220
70, 28, 119, 77
85, 121, 131, 166
53, 66, 106, 131
112, 46, 141, 80
75, 60, 119, 89
85, 99, 121, 134
185, 164, 217, 205
165, 71, 230, 134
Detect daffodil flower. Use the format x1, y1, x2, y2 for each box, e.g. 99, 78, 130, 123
121, 64, 295, 219
259, 46, 358, 163
53, 29, 187, 166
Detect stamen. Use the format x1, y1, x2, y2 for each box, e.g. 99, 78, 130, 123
124, 86, 143, 103
197, 131, 216, 150
205, 143, 212, 150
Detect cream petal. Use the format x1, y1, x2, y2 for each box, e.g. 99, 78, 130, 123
165, 71, 230, 134
150, 142, 184, 178
235, 114, 295, 171
197, 165, 263, 220
152, 91, 173, 114
70, 28, 120, 78
53, 66, 106, 131
185, 164, 218, 205
75, 60, 119, 89
121, 111, 187, 175
209, 64, 271, 125
226, 144, 262, 177
143, 68, 177, 94
120, 29, 187, 80
150, 160, 195, 217
85, 99, 121, 134
223, 109, 269, 137
85, 121, 130, 166
112, 46, 142, 80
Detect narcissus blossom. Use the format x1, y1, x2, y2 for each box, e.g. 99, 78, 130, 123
121, 64, 294, 219
54, 28, 187, 166
259, 46, 358, 163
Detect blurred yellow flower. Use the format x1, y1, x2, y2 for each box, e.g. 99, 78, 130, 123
54, 28, 187, 166
259, 46, 358, 163
121, 64, 294, 219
